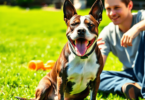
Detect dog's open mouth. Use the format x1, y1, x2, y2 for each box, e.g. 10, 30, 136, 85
69, 37, 96, 56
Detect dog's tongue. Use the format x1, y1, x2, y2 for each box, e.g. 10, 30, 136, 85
75, 39, 88, 56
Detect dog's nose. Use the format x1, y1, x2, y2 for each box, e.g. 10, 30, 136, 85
77, 29, 86, 36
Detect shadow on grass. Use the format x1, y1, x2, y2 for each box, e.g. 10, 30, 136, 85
84, 91, 126, 100
97, 91, 126, 99
61, 29, 66, 33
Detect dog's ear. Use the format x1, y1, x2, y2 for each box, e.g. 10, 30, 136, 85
63, 0, 77, 23
89, 0, 103, 24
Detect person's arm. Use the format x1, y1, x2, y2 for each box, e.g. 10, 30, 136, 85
121, 19, 145, 47
97, 38, 108, 66
102, 55, 107, 67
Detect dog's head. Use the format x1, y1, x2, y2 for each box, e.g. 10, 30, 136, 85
63, 0, 103, 57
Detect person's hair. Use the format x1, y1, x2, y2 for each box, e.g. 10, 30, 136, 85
121, 0, 132, 6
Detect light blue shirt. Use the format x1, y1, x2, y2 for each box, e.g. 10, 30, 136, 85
98, 10, 145, 69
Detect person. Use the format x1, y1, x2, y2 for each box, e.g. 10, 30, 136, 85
97, 0, 145, 99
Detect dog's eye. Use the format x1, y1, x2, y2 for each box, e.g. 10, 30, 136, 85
71, 22, 79, 26
87, 23, 94, 28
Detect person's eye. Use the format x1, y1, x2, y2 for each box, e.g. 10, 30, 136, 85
106, 8, 111, 11
115, 7, 119, 9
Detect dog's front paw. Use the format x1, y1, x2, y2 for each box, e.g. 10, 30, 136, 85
54, 95, 58, 100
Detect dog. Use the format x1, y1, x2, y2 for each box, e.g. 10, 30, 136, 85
16, 0, 104, 100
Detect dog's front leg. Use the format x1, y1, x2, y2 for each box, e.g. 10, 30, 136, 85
57, 76, 65, 100
90, 77, 100, 100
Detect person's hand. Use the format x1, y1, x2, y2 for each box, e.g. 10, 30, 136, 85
97, 38, 105, 49
121, 27, 140, 48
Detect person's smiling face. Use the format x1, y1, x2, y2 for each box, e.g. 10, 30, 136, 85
105, 0, 131, 25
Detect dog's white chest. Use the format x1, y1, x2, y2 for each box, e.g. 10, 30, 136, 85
67, 52, 100, 95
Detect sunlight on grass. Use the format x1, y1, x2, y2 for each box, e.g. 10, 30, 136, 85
0, 5, 139, 99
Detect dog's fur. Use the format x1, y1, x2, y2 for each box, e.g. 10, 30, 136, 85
16, 0, 104, 100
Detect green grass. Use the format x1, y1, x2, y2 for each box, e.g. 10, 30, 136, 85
0, 5, 141, 100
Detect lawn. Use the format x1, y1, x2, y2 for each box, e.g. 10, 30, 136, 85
0, 5, 140, 100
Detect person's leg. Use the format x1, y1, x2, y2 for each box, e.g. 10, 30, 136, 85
99, 69, 142, 100
99, 69, 137, 94
133, 31, 145, 98
99, 32, 145, 99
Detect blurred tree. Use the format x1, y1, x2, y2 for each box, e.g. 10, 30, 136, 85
87, 0, 104, 8
53, 0, 62, 9
16, 0, 34, 7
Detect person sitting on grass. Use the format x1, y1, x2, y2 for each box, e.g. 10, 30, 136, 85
97, 0, 145, 99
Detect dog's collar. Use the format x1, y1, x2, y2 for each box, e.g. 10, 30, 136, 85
69, 42, 97, 59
